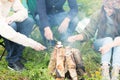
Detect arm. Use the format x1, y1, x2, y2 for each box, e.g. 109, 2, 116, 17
8, 0, 28, 22
68, 11, 100, 42
36, 0, 50, 29
67, 0, 78, 20
67, 34, 84, 42
0, 20, 46, 51
36, 0, 53, 40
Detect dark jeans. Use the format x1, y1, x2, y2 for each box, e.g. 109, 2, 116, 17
4, 18, 34, 64
35, 12, 79, 46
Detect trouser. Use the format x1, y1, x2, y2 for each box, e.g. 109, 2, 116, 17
35, 12, 79, 47
93, 37, 120, 66
4, 18, 34, 63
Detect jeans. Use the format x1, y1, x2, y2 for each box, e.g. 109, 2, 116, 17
4, 18, 34, 64
93, 37, 120, 66
35, 12, 79, 46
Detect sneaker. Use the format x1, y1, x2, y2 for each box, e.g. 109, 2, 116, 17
101, 63, 110, 80
111, 65, 120, 80
8, 60, 25, 71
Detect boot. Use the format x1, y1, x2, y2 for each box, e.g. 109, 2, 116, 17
101, 63, 110, 80
111, 65, 120, 80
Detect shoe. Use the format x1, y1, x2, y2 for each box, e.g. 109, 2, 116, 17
111, 65, 120, 80
101, 63, 110, 80
8, 60, 25, 71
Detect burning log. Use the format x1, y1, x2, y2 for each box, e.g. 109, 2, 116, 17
48, 41, 85, 80
65, 47, 78, 80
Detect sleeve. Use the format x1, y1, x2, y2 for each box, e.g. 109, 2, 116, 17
0, 20, 40, 49
37, 0, 50, 28
81, 11, 100, 41
67, 0, 78, 20
10, 0, 28, 22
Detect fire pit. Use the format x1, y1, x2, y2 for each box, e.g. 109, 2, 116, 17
48, 41, 85, 80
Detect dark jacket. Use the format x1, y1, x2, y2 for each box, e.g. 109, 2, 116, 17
37, 0, 78, 28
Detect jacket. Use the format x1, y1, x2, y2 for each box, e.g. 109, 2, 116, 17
81, 10, 120, 41
37, 0, 78, 28
0, 0, 39, 49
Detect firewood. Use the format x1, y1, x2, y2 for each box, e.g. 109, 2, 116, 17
48, 47, 57, 76
48, 42, 85, 80
65, 47, 78, 80
72, 48, 85, 76
56, 47, 65, 78
56, 78, 64, 80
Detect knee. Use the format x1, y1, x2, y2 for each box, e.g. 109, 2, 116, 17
71, 16, 79, 24
34, 14, 41, 26
9, 22, 17, 30
25, 17, 35, 25
114, 37, 120, 41
34, 14, 39, 21
103, 37, 113, 43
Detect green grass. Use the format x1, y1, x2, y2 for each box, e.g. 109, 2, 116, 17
0, 41, 102, 80
0, 0, 103, 79
0, 48, 54, 80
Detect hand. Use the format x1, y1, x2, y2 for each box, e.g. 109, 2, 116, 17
8, 0, 14, 2
6, 17, 14, 25
99, 43, 113, 54
67, 35, 78, 43
58, 17, 70, 33
33, 43, 46, 51
44, 27, 53, 40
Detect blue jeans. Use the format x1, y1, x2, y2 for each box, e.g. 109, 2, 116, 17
4, 18, 34, 63
35, 12, 79, 46
93, 37, 120, 66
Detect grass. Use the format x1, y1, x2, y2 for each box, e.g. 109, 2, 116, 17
0, 0, 103, 79
0, 40, 102, 80
0, 48, 54, 80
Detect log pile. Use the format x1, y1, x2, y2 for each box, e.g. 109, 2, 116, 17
48, 42, 85, 80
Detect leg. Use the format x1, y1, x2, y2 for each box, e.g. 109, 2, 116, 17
93, 37, 113, 64
34, 14, 48, 47
4, 22, 25, 71
4, 22, 18, 63
111, 37, 120, 80
93, 37, 113, 80
16, 17, 34, 59
5, 18, 34, 71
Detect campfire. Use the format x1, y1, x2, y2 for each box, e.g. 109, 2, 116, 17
48, 41, 85, 80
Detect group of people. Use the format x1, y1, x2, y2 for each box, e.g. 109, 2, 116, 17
0, 0, 120, 80
0, 0, 79, 71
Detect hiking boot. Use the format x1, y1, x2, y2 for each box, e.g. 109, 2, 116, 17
111, 65, 120, 80
8, 60, 25, 71
101, 63, 110, 80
